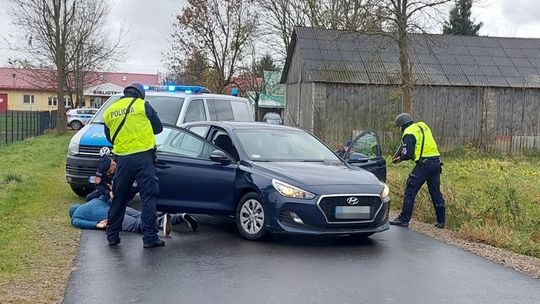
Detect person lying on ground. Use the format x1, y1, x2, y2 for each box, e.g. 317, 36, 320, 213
69, 195, 198, 236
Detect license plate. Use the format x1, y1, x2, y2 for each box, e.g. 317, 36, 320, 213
88, 176, 96, 183
335, 206, 371, 219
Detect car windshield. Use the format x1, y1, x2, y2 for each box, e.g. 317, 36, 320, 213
235, 129, 340, 162
92, 95, 185, 125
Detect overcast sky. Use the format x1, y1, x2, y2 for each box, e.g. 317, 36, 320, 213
1, 0, 540, 74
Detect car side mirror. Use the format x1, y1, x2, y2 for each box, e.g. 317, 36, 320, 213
210, 150, 231, 164
348, 152, 369, 163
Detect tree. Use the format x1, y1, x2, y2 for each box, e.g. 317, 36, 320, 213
166, 49, 215, 87
256, 0, 387, 59
8, 0, 122, 134
240, 51, 278, 121
65, 4, 125, 109
255, 53, 278, 76
443, 0, 482, 36
169, 0, 259, 93
378, 0, 452, 114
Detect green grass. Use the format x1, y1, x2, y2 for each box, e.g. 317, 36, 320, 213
0, 133, 80, 302
387, 150, 540, 258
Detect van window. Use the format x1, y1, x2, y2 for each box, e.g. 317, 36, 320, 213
188, 126, 209, 137
207, 99, 234, 121
231, 101, 251, 122
92, 96, 184, 125
184, 99, 206, 123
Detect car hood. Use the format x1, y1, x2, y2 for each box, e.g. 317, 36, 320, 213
252, 161, 381, 187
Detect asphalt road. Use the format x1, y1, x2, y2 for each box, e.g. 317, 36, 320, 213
63, 215, 540, 304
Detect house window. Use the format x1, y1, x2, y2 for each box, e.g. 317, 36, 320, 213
48, 96, 58, 106
64, 96, 71, 107
23, 95, 35, 104
122, 76, 127, 81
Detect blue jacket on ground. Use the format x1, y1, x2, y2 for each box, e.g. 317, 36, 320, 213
69, 196, 183, 232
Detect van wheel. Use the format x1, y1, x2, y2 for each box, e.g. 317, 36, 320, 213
70, 120, 82, 130
236, 192, 268, 241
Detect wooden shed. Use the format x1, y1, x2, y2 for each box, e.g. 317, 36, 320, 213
281, 27, 540, 152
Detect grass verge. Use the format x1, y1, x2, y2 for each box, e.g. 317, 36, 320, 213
387, 150, 540, 258
0, 133, 80, 303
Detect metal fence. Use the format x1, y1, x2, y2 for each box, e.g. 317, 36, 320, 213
0, 110, 58, 147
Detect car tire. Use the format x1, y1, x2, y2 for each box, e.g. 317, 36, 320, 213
70, 185, 91, 197
70, 120, 82, 130
236, 192, 268, 241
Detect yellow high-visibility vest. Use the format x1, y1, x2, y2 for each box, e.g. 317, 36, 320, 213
103, 97, 155, 156
402, 121, 440, 161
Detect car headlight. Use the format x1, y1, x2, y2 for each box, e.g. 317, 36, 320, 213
381, 183, 390, 199
272, 179, 315, 199
68, 140, 79, 155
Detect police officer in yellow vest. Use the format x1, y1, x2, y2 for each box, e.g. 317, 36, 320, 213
103, 82, 164, 248
390, 113, 446, 228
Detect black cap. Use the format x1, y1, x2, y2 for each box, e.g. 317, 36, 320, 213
97, 156, 112, 176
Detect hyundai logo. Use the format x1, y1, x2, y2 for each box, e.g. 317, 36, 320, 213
346, 197, 359, 205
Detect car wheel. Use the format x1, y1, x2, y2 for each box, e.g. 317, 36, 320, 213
236, 192, 268, 241
70, 185, 91, 197
70, 120, 82, 130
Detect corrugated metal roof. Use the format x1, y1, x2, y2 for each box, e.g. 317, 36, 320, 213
282, 27, 540, 88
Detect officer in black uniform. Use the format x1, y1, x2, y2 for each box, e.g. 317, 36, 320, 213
390, 113, 446, 228
103, 83, 164, 248
85, 155, 115, 202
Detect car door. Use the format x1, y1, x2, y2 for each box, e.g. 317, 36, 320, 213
155, 127, 237, 215
343, 131, 387, 182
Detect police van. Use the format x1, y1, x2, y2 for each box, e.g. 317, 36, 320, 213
66, 85, 254, 197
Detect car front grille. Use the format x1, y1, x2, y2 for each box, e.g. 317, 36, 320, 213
66, 163, 97, 176
318, 195, 382, 223
78, 145, 106, 157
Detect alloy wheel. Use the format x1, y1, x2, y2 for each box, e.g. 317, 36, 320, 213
239, 199, 265, 235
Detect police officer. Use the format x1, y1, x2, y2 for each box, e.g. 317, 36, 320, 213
390, 113, 445, 228
85, 155, 115, 202
103, 82, 164, 248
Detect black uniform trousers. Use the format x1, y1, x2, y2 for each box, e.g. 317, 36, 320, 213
106, 150, 160, 244
399, 157, 445, 224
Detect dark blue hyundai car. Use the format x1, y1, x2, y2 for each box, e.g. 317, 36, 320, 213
154, 122, 390, 240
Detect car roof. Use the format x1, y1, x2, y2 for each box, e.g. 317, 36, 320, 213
183, 121, 302, 132
111, 92, 249, 102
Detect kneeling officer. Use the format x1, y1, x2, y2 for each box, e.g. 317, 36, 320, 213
103, 82, 164, 248
390, 113, 445, 228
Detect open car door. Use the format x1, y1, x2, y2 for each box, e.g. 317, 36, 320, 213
342, 131, 386, 182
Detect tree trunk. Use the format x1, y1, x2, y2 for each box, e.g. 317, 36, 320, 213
56, 68, 67, 135
254, 94, 260, 121
398, 29, 413, 114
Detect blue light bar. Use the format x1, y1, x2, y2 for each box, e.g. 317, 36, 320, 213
143, 85, 210, 94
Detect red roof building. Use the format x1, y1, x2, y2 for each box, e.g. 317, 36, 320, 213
0, 67, 160, 111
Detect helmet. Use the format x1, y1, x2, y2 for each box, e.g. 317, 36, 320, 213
124, 82, 145, 99
395, 113, 414, 127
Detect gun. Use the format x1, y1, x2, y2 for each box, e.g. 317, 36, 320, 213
392, 143, 403, 164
